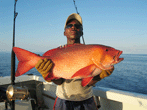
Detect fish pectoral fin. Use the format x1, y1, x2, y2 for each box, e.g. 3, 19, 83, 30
81, 77, 93, 87
71, 64, 96, 78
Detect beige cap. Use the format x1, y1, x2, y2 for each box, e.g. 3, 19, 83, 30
64, 13, 83, 29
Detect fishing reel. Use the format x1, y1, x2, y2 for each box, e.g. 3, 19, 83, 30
6, 85, 29, 101
0, 85, 31, 109
5, 85, 37, 110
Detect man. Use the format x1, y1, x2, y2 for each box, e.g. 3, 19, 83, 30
35, 13, 114, 110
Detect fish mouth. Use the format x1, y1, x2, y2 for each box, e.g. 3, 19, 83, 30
111, 51, 124, 65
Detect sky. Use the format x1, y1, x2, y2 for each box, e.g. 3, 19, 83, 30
0, 0, 147, 54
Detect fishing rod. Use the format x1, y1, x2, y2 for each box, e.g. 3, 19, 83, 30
73, 0, 85, 44
10, 0, 18, 109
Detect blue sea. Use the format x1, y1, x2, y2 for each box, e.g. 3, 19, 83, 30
0, 52, 147, 95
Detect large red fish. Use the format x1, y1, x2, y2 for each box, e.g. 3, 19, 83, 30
13, 44, 124, 87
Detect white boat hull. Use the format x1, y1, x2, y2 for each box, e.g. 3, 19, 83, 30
0, 75, 147, 110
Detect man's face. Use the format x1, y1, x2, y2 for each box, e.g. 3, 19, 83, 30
64, 20, 83, 40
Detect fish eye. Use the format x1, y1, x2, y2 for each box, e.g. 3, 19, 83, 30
106, 49, 108, 51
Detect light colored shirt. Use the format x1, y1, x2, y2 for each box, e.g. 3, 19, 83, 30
56, 79, 93, 101
56, 44, 93, 101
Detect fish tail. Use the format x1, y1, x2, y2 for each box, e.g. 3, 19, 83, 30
13, 47, 41, 77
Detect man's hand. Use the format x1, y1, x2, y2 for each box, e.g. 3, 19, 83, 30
88, 66, 114, 86
99, 66, 114, 79
35, 58, 53, 82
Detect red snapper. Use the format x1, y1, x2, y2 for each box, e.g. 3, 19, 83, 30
13, 44, 124, 87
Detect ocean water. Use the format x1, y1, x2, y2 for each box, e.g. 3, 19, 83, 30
0, 52, 147, 95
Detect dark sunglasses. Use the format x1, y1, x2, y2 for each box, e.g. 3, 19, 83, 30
65, 24, 83, 30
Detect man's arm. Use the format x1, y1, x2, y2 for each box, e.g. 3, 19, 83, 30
87, 66, 114, 86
